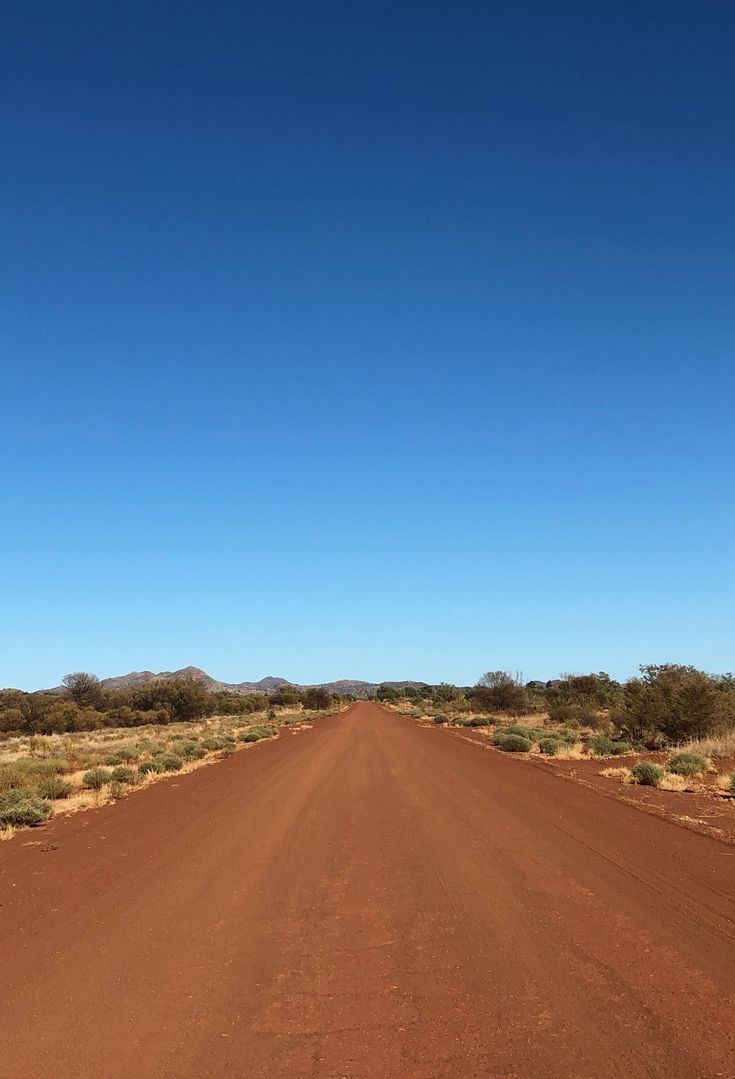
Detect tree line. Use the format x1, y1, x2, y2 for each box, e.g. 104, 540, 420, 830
2, 664, 733, 745
376, 665, 735, 746
0, 673, 335, 735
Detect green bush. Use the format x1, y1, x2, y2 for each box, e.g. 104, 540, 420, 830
180, 740, 206, 759
632, 761, 664, 787
496, 734, 532, 753
239, 730, 262, 742
538, 737, 560, 756
156, 753, 183, 772
138, 760, 162, 775
469, 716, 491, 727
108, 780, 124, 800
452, 717, 472, 727
0, 789, 52, 826
505, 725, 543, 741
555, 728, 579, 744
433, 713, 448, 724
109, 766, 136, 785
104, 747, 136, 765
37, 775, 73, 799
201, 736, 228, 751
82, 767, 111, 790
589, 735, 631, 757
666, 752, 708, 777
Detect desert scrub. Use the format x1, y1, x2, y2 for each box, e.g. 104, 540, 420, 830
0, 789, 52, 827
82, 767, 111, 790
200, 736, 228, 751
138, 760, 162, 775
239, 725, 276, 742
180, 740, 206, 759
155, 753, 183, 772
538, 737, 560, 756
432, 713, 449, 724
496, 734, 532, 753
600, 766, 633, 782
0, 758, 69, 793
469, 716, 491, 727
109, 766, 136, 785
589, 735, 631, 757
239, 730, 263, 742
104, 747, 137, 765
37, 775, 73, 799
666, 752, 708, 777
505, 725, 543, 741
632, 762, 664, 787
553, 728, 579, 745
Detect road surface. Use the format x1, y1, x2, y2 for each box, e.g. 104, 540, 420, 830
1, 703, 734, 1078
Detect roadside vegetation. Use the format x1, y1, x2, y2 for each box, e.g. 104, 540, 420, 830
380, 665, 735, 804
0, 678, 339, 836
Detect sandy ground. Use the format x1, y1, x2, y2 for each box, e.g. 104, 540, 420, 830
1, 702, 734, 1078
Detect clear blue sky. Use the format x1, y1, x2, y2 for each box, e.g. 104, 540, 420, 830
2, 2, 733, 691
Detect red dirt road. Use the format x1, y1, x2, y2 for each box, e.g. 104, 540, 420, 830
1, 703, 734, 1078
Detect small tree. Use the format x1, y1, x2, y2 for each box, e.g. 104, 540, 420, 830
303, 686, 332, 711
62, 672, 102, 709
475, 671, 528, 714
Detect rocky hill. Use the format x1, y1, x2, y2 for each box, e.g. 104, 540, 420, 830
59, 667, 425, 699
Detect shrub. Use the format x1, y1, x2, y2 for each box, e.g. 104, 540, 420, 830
505, 725, 543, 741
666, 752, 708, 777
138, 760, 162, 775
82, 767, 111, 790
109, 766, 136, 785
496, 734, 532, 753
0, 789, 52, 826
589, 735, 631, 757
108, 781, 124, 800
201, 736, 228, 751
474, 671, 528, 714
730, 773, 735, 794
555, 728, 580, 744
239, 730, 262, 742
433, 714, 448, 724
632, 762, 664, 787
37, 775, 73, 799
452, 717, 472, 727
180, 741, 206, 759
469, 716, 491, 727
156, 753, 183, 772
538, 737, 560, 756
104, 747, 137, 765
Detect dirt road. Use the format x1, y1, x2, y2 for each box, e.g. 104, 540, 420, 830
1, 703, 734, 1078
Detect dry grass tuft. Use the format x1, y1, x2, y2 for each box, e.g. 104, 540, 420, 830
550, 742, 587, 760
659, 772, 691, 792
600, 766, 633, 783
680, 731, 735, 759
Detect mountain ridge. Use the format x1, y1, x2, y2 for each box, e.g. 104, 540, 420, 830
47, 667, 426, 699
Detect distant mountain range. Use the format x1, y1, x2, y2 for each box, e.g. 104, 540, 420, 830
50, 666, 426, 699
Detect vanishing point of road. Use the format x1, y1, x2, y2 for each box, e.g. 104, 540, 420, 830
1, 703, 734, 1078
